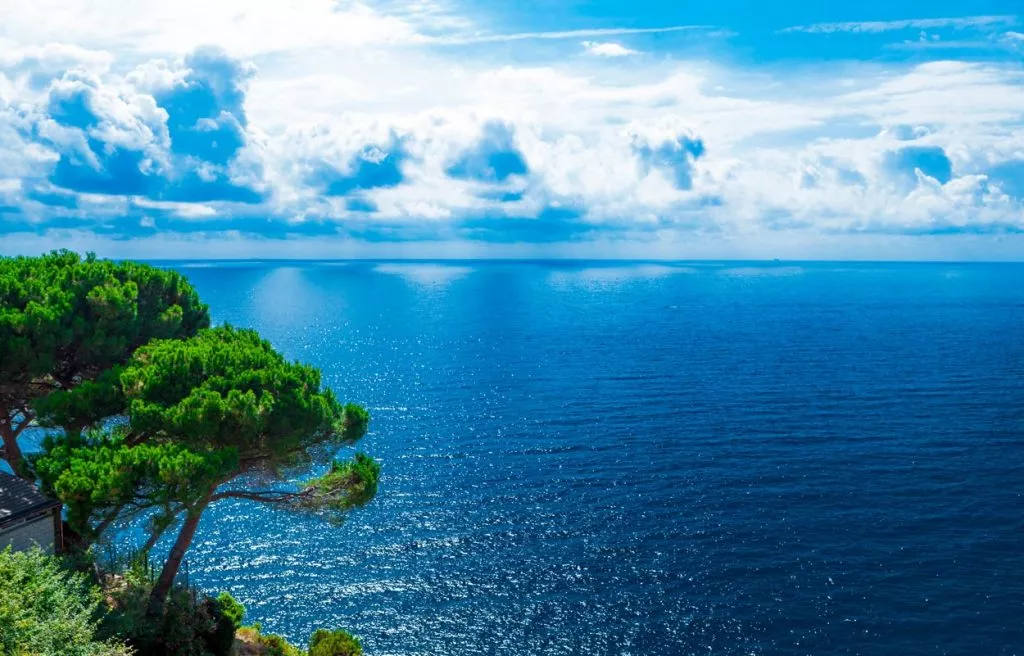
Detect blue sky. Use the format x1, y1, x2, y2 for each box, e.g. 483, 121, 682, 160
1, 1, 1022, 259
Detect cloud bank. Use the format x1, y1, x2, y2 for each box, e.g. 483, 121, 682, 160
0, 1, 1023, 258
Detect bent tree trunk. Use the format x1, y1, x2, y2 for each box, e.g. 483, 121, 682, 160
0, 418, 32, 481
149, 492, 213, 611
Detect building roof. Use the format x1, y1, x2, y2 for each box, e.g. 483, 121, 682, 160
0, 472, 61, 526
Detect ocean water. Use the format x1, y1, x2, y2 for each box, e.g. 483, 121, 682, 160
167, 261, 1023, 655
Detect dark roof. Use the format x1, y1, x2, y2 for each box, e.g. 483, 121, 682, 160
0, 472, 61, 525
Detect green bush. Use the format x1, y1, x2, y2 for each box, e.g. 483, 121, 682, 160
101, 576, 239, 656
205, 592, 245, 656
215, 591, 245, 630
0, 547, 130, 656
236, 625, 303, 656
309, 628, 363, 656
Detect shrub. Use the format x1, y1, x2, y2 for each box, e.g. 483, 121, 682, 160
215, 591, 245, 630
309, 628, 363, 656
0, 547, 131, 656
205, 592, 245, 656
101, 576, 238, 656
236, 625, 303, 656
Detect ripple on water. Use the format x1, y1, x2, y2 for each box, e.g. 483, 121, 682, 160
155, 261, 1024, 655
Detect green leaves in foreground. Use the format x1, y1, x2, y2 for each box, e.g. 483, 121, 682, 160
0, 548, 131, 656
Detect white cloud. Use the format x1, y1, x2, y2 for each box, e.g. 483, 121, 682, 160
1, 1, 1023, 256
581, 41, 639, 57
436, 25, 700, 46
780, 15, 1017, 34
0, 0, 426, 56
0, 0, 701, 57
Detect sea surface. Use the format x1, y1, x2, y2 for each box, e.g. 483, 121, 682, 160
161, 261, 1023, 655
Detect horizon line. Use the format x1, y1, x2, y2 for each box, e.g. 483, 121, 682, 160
121, 257, 1024, 264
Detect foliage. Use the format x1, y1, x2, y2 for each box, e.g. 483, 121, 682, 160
215, 591, 245, 631
0, 250, 208, 389
0, 249, 208, 477
36, 429, 237, 538
100, 575, 237, 656
206, 592, 245, 655
0, 547, 131, 656
235, 626, 303, 656
300, 453, 381, 514
36, 325, 379, 606
339, 403, 370, 443
308, 629, 363, 656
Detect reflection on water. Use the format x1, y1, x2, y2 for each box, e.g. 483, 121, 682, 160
719, 265, 806, 277
123, 261, 1024, 655
549, 263, 692, 288
374, 263, 474, 287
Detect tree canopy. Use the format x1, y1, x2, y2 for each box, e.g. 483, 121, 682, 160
0, 250, 209, 478
36, 325, 378, 608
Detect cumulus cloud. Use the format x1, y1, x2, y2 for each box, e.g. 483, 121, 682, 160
37, 70, 168, 196
582, 41, 639, 57
1, 1, 1023, 256
315, 135, 410, 196
20, 47, 264, 206
630, 128, 706, 190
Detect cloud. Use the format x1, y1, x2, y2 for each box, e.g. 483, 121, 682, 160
24, 47, 264, 204
36, 70, 167, 196
433, 25, 703, 46
582, 41, 639, 57
155, 46, 254, 165
1004, 31, 1024, 50
780, 15, 1017, 34
631, 129, 706, 190
1, 0, 1024, 257
0, 42, 113, 87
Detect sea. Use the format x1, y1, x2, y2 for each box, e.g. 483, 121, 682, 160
138, 261, 1024, 654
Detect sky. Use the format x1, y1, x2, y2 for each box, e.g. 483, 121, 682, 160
1, 0, 1023, 260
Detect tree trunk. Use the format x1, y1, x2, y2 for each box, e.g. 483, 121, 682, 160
148, 491, 213, 612
0, 419, 31, 481
142, 514, 177, 555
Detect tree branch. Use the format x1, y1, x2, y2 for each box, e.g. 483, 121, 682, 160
90, 504, 125, 540
142, 506, 186, 554
10, 409, 34, 440
210, 488, 315, 504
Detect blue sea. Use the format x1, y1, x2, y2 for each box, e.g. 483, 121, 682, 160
166, 261, 1023, 655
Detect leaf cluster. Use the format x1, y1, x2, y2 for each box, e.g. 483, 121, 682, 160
308, 629, 363, 656
0, 250, 209, 420
36, 429, 237, 536
0, 547, 131, 656
36, 325, 379, 539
